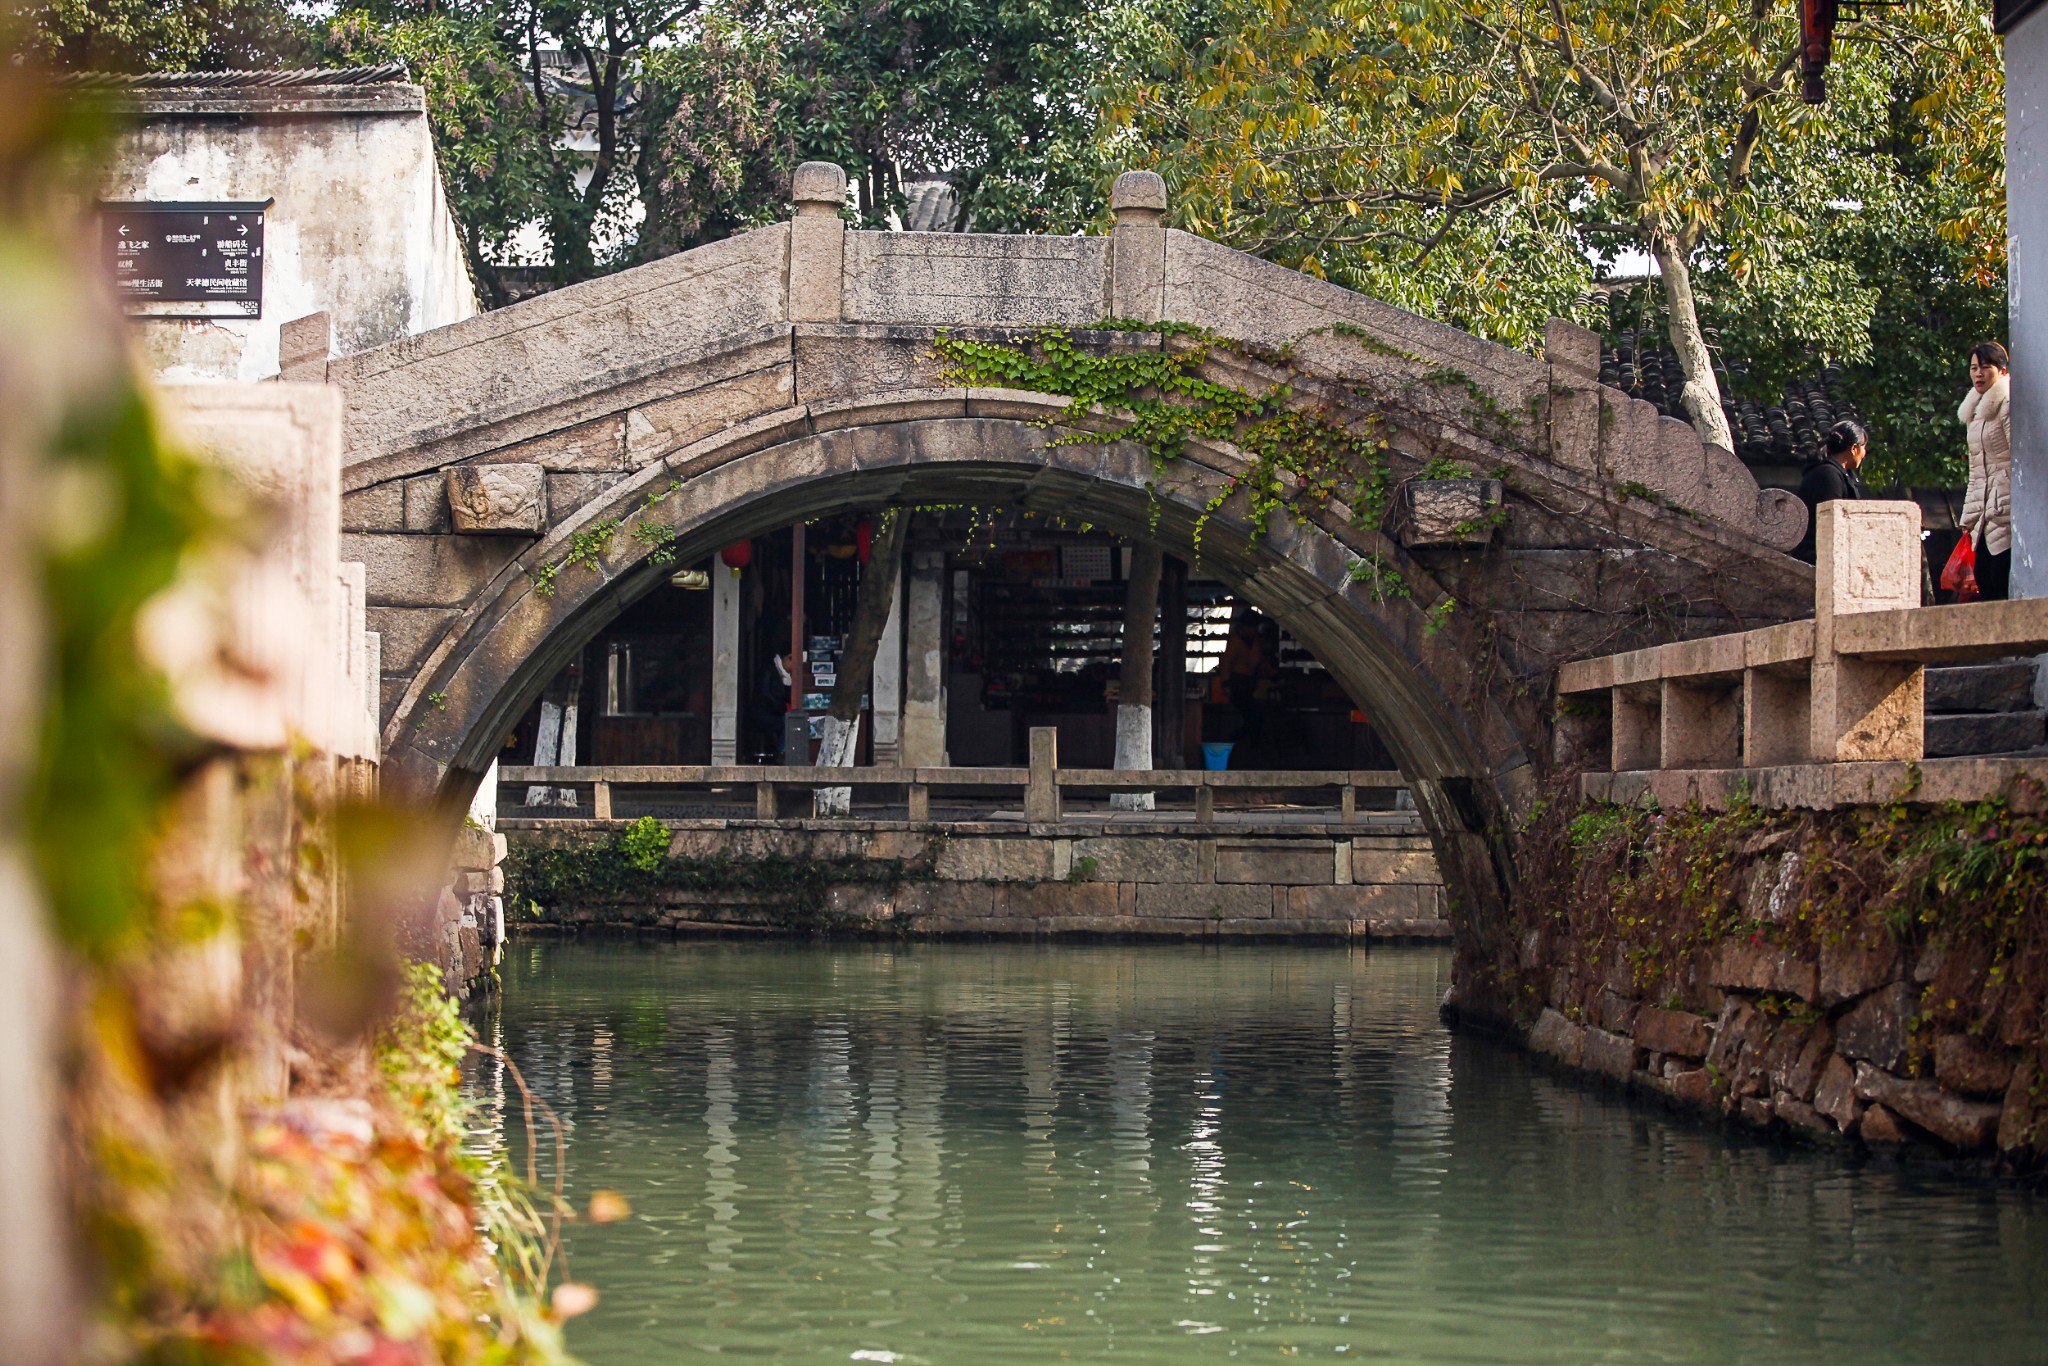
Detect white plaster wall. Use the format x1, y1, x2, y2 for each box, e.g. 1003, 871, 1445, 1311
99, 101, 478, 382
2008, 12, 2048, 602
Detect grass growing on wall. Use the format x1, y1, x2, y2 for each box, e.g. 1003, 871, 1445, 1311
1508, 781, 2048, 1050
507, 816, 943, 929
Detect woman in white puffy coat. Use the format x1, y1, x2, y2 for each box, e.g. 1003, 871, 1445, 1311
1959, 341, 2013, 599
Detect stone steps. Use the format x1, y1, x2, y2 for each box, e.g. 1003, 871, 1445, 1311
1925, 661, 2046, 758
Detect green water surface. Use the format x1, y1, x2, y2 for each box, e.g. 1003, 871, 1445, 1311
477, 940, 2048, 1364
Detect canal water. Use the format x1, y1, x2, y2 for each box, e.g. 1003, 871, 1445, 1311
478, 940, 2048, 1364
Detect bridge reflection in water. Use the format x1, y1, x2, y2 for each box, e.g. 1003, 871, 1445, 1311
474, 941, 2048, 1364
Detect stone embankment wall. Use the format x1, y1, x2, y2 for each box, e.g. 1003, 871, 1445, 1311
1478, 785, 2048, 1169
437, 816, 508, 990
503, 817, 1448, 940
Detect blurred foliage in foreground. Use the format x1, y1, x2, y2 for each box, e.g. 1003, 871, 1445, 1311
0, 63, 596, 1364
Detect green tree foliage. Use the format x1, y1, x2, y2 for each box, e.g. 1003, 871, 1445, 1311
328, 0, 708, 300
1105, 0, 2006, 460
22, 0, 312, 72
324, 0, 1114, 296
640, 0, 1113, 249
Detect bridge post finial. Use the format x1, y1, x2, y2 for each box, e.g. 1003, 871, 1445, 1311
788, 162, 847, 322
1109, 171, 1167, 324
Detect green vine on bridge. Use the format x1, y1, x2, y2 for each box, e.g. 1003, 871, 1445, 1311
931, 322, 1397, 558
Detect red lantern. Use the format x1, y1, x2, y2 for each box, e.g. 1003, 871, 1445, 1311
855, 517, 874, 565
719, 539, 753, 570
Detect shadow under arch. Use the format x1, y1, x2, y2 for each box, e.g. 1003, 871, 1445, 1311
390, 394, 1544, 1014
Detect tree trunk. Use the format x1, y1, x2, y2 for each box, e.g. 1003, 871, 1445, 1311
1650, 233, 1737, 453
815, 510, 910, 815
1111, 543, 1163, 812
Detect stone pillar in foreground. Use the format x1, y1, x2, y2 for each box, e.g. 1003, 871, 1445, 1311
901, 551, 948, 767
1808, 500, 1923, 761
788, 161, 846, 323
871, 564, 904, 766
1112, 543, 1163, 811
711, 560, 742, 764
1109, 171, 1167, 324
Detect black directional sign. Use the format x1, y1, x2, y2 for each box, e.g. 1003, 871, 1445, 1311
99, 201, 270, 317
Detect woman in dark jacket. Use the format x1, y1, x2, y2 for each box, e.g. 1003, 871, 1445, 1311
1793, 420, 1871, 563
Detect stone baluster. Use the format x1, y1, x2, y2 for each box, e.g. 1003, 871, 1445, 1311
1109, 171, 1167, 324
788, 161, 847, 323
1805, 500, 1924, 762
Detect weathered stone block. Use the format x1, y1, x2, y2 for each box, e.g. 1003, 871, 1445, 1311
1774, 1021, 1834, 1102
451, 824, 495, 870
1935, 1033, 2014, 1099
345, 533, 521, 609
333, 226, 790, 469
1597, 989, 1639, 1035
1998, 1060, 2042, 1155
793, 326, 949, 403
1774, 1092, 1831, 1138
403, 474, 451, 532
1634, 1006, 1712, 1059
1283, 883, 1438, 925
364, 607, 458, 674
1812, 1054, 1861, 1131
1926, 662, 2038, 714
842, 232, 1109, 328
1859, 1102, 1908, 1144
1528, 1008, 1586, 1067
1671, 1068, 1715, 1109
934, 837, 1056, 882
1835, 981, 1918, 1071
1072, 836, 1199, 883
1818, 937, 1900, 1006
1583, 1027, 1642, 1082
342, 482, 404, 532
1349, 847, 1440, 884
901, 882, 998, 919
1216, 842, 1334, 885
546, 471, 622, 523
625, 365, 797, 467
1927, 710, 2048, 758
1134, 882, 1274, 920
447, 464, 545, 534
1705, 998, 1770, 1090
1707, 940, 1819, 1001
475, 414, 625, 472
1853, 1061, 2001, 1151
1395, 478, 1504, 548
999, 881, 1120, 920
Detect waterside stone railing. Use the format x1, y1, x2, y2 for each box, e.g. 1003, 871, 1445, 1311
1556, 500, 2048, 807
497, 727, 1440, 937
501, 728, 1407, 825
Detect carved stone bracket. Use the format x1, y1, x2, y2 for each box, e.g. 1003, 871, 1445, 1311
446, 464, 544, 534
1397, 478, 1505, 548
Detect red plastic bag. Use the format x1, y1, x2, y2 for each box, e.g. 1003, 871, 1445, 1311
1941, 533, 1980, 602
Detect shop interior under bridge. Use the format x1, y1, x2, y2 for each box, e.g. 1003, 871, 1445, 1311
502, 508, 1404, 820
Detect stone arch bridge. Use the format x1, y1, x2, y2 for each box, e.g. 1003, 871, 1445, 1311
305, 165, 1813, 996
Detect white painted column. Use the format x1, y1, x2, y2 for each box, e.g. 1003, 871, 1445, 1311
872, 565, 904, 767
901, 551, 947, 767
711, 563, 742, 764
523, 700, 562, 806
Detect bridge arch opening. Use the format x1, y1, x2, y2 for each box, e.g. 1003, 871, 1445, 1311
388, 399, 1541, 978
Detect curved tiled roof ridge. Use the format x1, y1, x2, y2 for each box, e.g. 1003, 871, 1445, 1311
54, 64, 409, 89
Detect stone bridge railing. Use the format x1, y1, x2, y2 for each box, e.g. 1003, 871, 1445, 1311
497, 730, 1442, 937
503, 728, 1406, 824
1557, 500, 2048, 808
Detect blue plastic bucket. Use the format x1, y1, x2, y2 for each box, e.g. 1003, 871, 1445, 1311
1201, 742, 1234, 771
